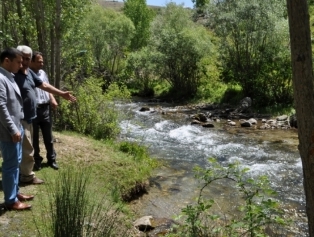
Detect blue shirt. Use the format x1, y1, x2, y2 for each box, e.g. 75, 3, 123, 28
14, 69, 43, 120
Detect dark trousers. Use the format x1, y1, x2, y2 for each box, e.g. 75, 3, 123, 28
32, 104, 56, 164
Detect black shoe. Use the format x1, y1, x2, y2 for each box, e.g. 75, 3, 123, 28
48, 162, 59, 170
33, 162, 42, 171
34, 156, 43, 171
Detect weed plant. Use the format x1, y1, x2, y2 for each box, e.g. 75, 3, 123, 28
35, 167, 131, 237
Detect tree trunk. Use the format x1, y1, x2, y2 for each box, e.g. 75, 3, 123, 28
1, 0, 8, 48
32, 0, 47, 60
286, 0, 314, 235
15, 0, 29, 45
50, 27, 55, 86
55, 0, 61, 90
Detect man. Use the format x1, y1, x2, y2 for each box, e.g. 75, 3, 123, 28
15, 45, 76, 185
30, 51, 58, 170
0, 48, 34, 210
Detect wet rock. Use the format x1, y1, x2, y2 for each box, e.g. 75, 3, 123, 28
134, 216, 178, 237
213, 118, 220, 122
239, 119, 251, 127
277, 120, 289, 127
191, 119, 202, 125
139, 107, 150, 112
134, 216, 154, 232
266, 119, 276, 125
148, 218, 179, 237
202, 123, 215, 128
247, 118, 257, 125
227, 120, 236, 126
277, 115, 288, 121
191, 113, 207, 122
259, 124, 271, 129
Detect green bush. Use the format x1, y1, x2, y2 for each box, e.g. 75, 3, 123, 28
56, 77, 130, 140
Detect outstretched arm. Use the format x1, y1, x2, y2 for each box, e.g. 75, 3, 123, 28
38, 82, 76, 102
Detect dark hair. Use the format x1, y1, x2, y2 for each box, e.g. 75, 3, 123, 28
0, 48, 22, 63
31, 51, 43, 62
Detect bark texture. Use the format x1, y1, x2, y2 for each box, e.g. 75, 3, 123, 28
286, 0, 314, 235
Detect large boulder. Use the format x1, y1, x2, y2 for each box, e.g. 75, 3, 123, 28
235, 97, 252, 113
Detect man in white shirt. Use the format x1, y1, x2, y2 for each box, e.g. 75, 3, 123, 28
30, 51, 58, 170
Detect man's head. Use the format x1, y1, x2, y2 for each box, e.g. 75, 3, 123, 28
16, 45, 32, 69
30, 51, 44, 73
0, 48, 23, 73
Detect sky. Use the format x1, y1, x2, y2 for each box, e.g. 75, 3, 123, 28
146, 0, 194, 8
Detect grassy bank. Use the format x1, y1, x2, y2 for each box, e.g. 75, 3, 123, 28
0, 131, 157, 236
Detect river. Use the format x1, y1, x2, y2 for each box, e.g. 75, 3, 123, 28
117, 101, 307, 236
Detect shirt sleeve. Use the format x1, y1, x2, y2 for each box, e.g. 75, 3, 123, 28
29, 69, 43, 87
0, 77, 19, 136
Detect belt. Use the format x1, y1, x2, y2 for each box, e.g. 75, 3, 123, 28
22, 119, 33, 124
37, 103, 50, 109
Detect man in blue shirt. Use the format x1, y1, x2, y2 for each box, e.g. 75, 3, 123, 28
15, 45, 76, 185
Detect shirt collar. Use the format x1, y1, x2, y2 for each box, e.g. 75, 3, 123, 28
0, 67, 15, 80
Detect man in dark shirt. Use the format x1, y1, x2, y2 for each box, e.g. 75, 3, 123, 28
15, 45, 76, 185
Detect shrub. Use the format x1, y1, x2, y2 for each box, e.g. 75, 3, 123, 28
56, 77, 130, 140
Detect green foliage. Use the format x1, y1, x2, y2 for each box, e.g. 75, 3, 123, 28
123, 0, 155, 51
193, 43, 226, 103
119, 140, 150, 162
36, 167, 130, 237
170, 158, 289, 237
148, 3, 213, 98
81, 5, 135, 85
206, 0, 293, 107
192, 0, 209, 9
57, 77, 130, 140
0, 0, 37, 47
124, 47, 157, 96
117, 140, 158, 174
220, 84, 244, 105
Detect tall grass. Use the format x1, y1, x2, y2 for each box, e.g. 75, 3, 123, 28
35, 167, 131, 237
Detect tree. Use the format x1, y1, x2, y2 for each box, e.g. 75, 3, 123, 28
149, 3, 212, 98
83, 5, 135, 85
286, 0, 314, 235
0, 0, 91, 88
125, 47, 157, 96
207, 0, 293, 106
123, 0, 154, 51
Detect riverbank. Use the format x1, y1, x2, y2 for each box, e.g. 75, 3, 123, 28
0, 131, 157, 236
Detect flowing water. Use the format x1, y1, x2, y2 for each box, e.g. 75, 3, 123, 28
118, 101, 307, 236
